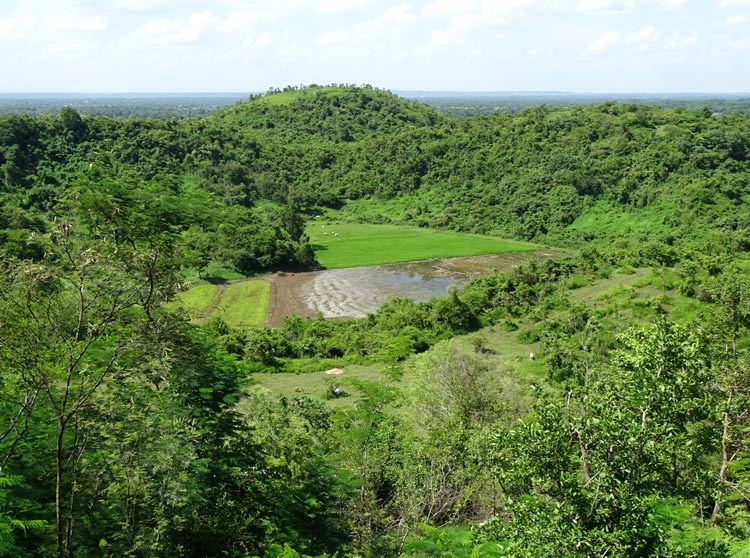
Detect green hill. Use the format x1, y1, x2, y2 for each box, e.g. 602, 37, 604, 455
209, 84, 442, 141
3, 85, 749, 257
205, 87, 750, 250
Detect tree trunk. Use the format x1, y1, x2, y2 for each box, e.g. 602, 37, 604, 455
56, 417, 65, 558
711, 392, 732, 524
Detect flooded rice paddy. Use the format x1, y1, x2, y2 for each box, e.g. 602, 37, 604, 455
265, 250, 561, 326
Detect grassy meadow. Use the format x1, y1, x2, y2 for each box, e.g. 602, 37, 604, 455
250, 363, 392, 409
213, 281, 271, 327
174, 283, 219, 321
175, 280, 270, 327
307, 222, 538, 268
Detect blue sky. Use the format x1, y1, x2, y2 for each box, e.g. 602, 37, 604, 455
1, 0, 749, 92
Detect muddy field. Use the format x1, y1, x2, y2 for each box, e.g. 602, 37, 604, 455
264, 250, 561, 326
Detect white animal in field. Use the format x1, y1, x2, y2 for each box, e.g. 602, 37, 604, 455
529, 352, 535, 360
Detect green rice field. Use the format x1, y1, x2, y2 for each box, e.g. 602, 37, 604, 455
175, 280, 270, 327
213, 281, 270, 327
307, 222, 538, 268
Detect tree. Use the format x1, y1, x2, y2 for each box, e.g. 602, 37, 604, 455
0, 171, 197, 558
477, 319, 724, 556
706, 270, 750, 529
393, 342, 503, 535
0, 229, 176, 558
57, 107, 88, 144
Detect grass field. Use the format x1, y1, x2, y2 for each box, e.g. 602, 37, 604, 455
307, 222, 538, 268
173, 283, 219, 321
175, 280, 270, 327
251, 363, 392, 409
213, 281, 271, 327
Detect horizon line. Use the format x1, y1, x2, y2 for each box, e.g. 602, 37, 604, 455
1, 90, 750, 96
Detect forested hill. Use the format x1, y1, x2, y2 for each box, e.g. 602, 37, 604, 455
210, 85, 441, 141
2, 84, 750, 266
221, 87, 749, 250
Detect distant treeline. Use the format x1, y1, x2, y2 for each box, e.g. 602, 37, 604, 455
0, 93, 253, 119
3, 88, 750, 119
400, 92, 750, 115
2, 85, 750, 269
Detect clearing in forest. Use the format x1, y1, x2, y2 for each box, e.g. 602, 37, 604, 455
176, 225, 546, 327
175, 280, 270, 327
306, 222, 538, 269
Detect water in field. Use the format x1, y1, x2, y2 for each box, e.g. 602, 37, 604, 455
284, 252, 556, 320
300, 266, 457, 318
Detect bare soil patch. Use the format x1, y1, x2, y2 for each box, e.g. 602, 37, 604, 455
263, 250, 564, 327
265, 272, 321, 326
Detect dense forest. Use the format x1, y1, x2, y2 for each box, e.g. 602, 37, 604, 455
1, 85, 749, 557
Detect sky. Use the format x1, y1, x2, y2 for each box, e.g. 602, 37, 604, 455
1, 0, 749, 93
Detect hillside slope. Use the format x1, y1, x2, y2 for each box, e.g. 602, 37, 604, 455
208, 87, 750, 249
2, 85, 749, 256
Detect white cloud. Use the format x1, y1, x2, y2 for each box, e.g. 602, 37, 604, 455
718, 37, 750, 49
625, 25, 661, 49
725, 14, 749, 23
135, 10, 220, 45
256, 32, 272, 47
363, 4, 417, 29
46, 37, 93, 55
218, 0, 313, 33
112, 0, 174, 10
422, 0, 533, 28
316, 0, 375, 13
416, 26, 467, 56
256, 0, 314, 21
647, 0, 687, 8
317, 28, 349, 44
361, 3, 416, 30
43, 14, 108, 33
240, 28, 305, 61
664, 30, 697, 49
716, 0, 750, 6
526, 46, 553, 60
0, 16, 30, 39
574, 0, 636, 16
421, 0, 466, 18
314, 3, 416, 58
586, 29, 620, 53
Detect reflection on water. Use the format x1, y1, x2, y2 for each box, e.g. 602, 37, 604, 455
297, 252, 556, 318
300, 267, 460, 318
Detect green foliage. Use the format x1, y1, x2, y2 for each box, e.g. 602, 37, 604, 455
245, 327, 293, 365
473, 318, 735, 557
0, 474, 45, 557
401, 524, 501, 558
